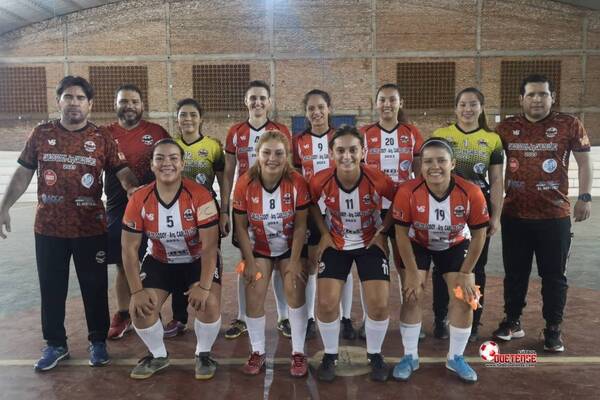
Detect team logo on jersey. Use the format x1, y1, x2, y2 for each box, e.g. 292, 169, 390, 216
512, 130, 520, 136
283, 192, 292, 205
240, 135, 247, 141
400, 160, 412, 171
327, 196, 336, 204
95, 251, 106, 264
195, 173, 207, 185
47, 139, 56, 146
303, 143, 310, 149
126, 221, 136, 229
81, 173, 94, 189
146, 213, 155, 221
318, 261, 326, 274
371, 137, 378, 143
84, 140, 96, 153
198, 149, 209, 157
142, 134, 154, 145
399, 135, 409, 144
417, 205, 426, 213
454, 205, 466, 218
508, 158, 519, 172
240, 161, 248, 170
478, 139, 489, 147
545, 127, 558, 138
43, 170, 57, 186
251, 196, 260, 204
184, 208, 194, 221
473, 163, 486, 174
41, 193, 64, 204
213, 266, 220, 280
362, 194, 371, 205
542, 159, 557, 173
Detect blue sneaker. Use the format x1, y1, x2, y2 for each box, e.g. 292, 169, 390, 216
89, 342, 110, 367
392, 354, 419, 381
34, 346, 70, 371
446, 355, 477, 383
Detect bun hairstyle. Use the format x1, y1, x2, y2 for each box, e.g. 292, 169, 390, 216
419, 137, 454, 159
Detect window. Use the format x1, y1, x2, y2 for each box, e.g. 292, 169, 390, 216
192, 64, 250, 112
396, 62, 455, 109
0, 67, 47, 114
291, 115, 356, 135
500, 60, 561, 111
88, 66, 149, 112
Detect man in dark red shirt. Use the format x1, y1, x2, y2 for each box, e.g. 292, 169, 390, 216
0, 76, 138, 371
493, 74, 592, 352
104, 84, 169, 340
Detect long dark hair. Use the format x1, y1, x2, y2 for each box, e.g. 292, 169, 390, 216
376, 83, 408, 124
454, 87, 490, 131
302, 89, 333, 132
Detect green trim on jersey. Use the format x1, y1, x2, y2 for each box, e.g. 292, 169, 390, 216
432, 124, 503, 192
176, 135, 225, 192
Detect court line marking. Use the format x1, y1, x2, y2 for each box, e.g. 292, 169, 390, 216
1, 356, 599, 367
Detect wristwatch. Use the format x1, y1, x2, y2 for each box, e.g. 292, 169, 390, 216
577, 193, 592, 202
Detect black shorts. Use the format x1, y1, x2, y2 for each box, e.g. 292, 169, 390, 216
318, 246, 390, 282
306, 213, 322, 246
380, 209, 395, 238
253, 249, 291, 261
140, 254, 222, 294
107, 206, 147, 265
404, 240, 470, 275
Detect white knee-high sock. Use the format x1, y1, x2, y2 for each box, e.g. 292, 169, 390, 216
448, 325, 471, 360
246, 315, 266, 355
400, 322, 421, 359
359, 280, 368, 323
340, 272, 353, 319
317, 318, 340, 354
305, 274, 317, 320
237, 274, 246, 321
134, 319, 167, 358
365, 316, 389, 354
288, 304, 308, 354
272, 269, 289, 321
194, 317, 221, 355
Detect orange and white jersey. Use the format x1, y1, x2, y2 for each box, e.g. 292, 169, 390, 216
225, 120, 291, 177
392, 175, 489, 251
309, 165, 398, 250
233, 171, 311, 257
361, 123, 424, 209
122, 178, 219, 264
292, 128, 335, 213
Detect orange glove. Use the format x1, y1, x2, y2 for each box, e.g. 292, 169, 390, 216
235, 260, 262, 281
453, 285, 482, 311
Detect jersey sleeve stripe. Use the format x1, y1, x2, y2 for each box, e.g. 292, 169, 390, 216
198, 219, 219, 229
296, 203, 309, 211
395, 219, 411, 227
122, 224, 142, 233
233, 208, 247, 214
17, 158, 36, 170
469, 222, 489, 230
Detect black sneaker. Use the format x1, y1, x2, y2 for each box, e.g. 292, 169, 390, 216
468, 323, 480, 343
306, 318, 317, 340
341, 317, 357, 340
543, 325, 564, 352
224, 319, 247, 339
433, 318, 449, 340
367, 353, 390, 382
358, 322, 366, 340
493, 319, 525, 341
277, 319, 292, 338
317, 353, 337, 382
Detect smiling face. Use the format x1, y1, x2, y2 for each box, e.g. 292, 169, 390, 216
245, 86, 271, 119
57, 85, 92, 125
177, 104, 202, 136
376, 87, 402, 123
520, 82, 555, 122
330, 133, 364, 174
115, 89, 143, 128
257, 138, 287, 177
305, 94, 331, 131
455, 91, 482, 128
420, 145, 455, 187
151, 143, 184, 185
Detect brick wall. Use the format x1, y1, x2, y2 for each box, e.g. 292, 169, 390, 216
0, 0, 599, 150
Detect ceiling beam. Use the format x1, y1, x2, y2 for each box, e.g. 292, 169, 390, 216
0, 6, 31, 23
20, 0, 55, 16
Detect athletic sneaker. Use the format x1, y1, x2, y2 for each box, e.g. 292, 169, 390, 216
224, 319, 247, 339
358, 322, 366, 340
392, 354, 419, 381
130, 354, 170, 379
446, 355, 477, 383
367, 353, 389, 382
543, 325, 565, 352
434, 318, 449, 340
290, 352, 308, 377
34, 346, 70, 371
88, 342, 110, 367
493, 319, 525, 341
242, 352, 266, 375
317, 353, 337, 382
277, 319, 292, 338
341, 317, 357, 340
107, 311, 132, 340
305, 318, 317, 340
195, 352, 218, 380
163, 320, 186, 338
